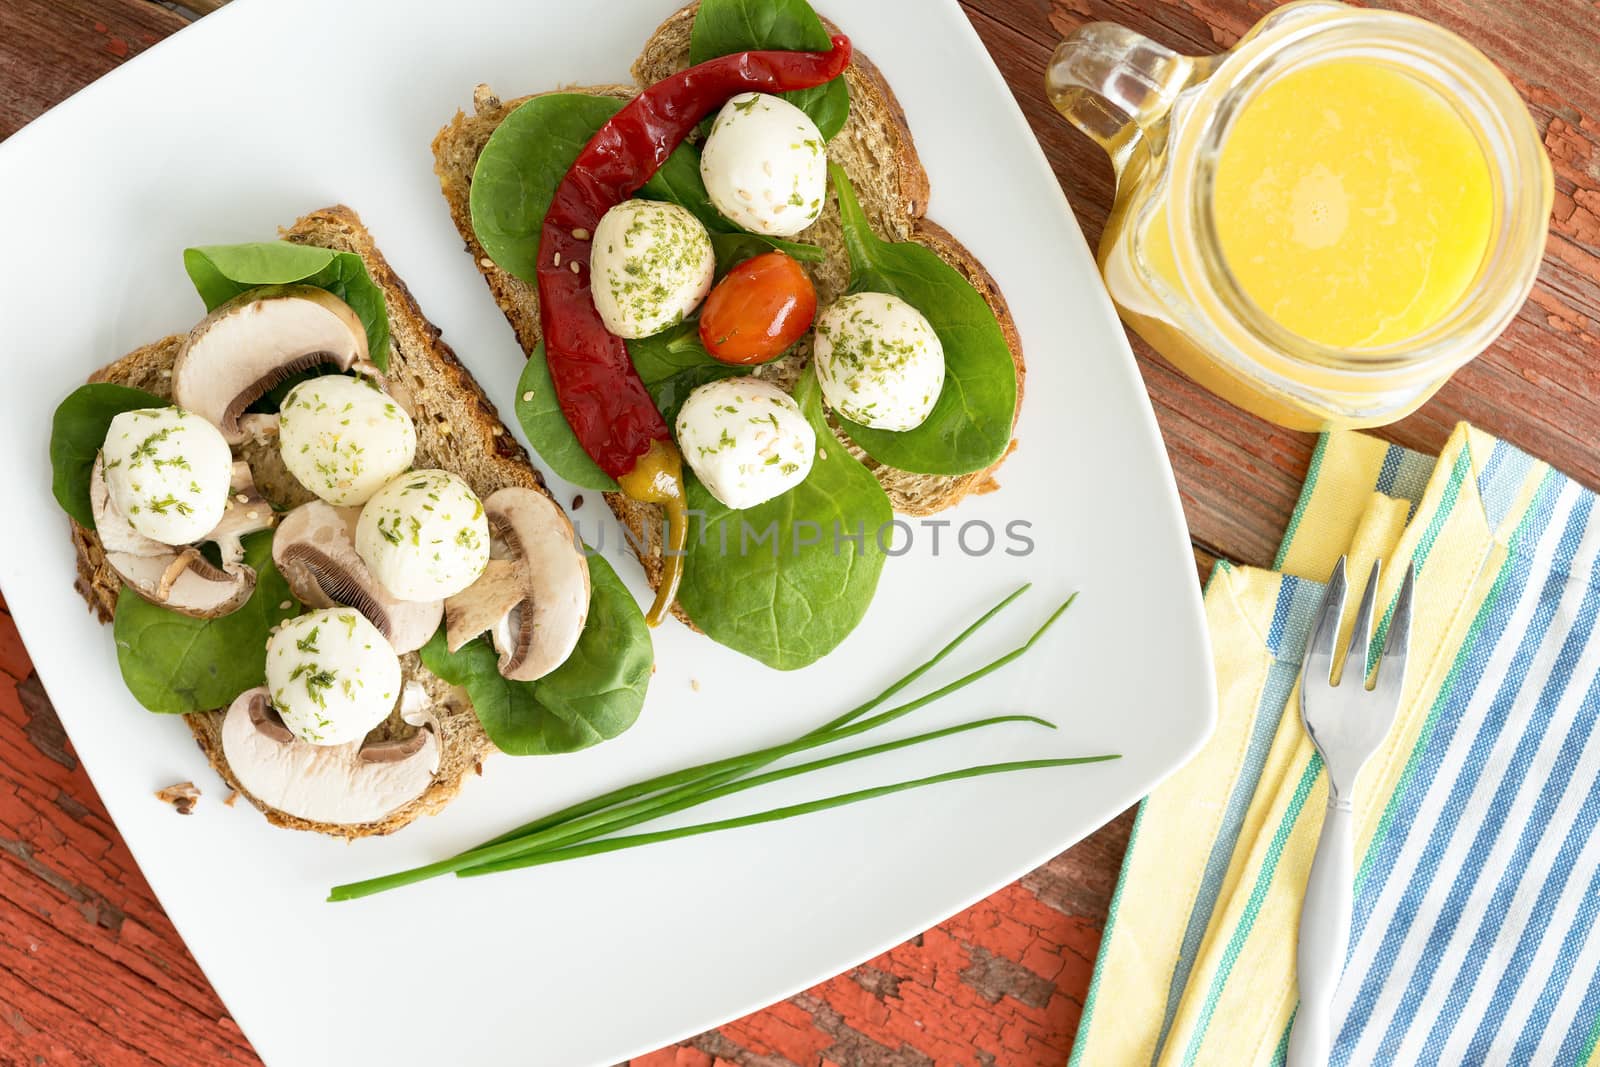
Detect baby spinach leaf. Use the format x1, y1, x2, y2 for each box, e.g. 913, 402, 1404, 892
627, 323, 749, 425
182, 242, 391, 373
708, 231, 823, 278
112, 531, 301, 715
829, 165, 1017, 476
676, 368, 890, 670
418, 551, 652, 755
471, 94, 626, 283
689, 0, 851, 140
514, 344, 619, 492
472, 94, 820, 285
514, 326, 748, 490
50, 383, 169, 528
640, 145, 824, 265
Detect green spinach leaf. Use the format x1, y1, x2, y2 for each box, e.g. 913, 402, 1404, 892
677, 368, 890, 670
514, 325, 749, 489
182, 242, 391, 373
112, 530, 301, 714
418, 551, 652, 755
829, 165, 1017, 476
50, 383, 169, 528
708, 231, 824, 278
689, 0, 850, 140
514, 344, 619, 491
641, 145, 824, 265
471, 94, 626, 283
628, 322, 749, 425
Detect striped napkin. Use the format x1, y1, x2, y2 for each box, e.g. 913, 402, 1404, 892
1069, 424, 1600, 1066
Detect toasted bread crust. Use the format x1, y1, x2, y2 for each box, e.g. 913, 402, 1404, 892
71, 205, 559, 838
430, 2, 1025, 616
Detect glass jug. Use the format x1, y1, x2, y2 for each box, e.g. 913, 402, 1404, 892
1047, 1, 1552, 430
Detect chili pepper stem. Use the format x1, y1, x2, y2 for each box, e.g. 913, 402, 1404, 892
617, 438, 690, 626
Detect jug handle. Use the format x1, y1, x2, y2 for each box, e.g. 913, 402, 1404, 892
1046, 24, 1210, 176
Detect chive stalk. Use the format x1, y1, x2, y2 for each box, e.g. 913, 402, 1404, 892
328, 589, 1112, 903
459, 756, 1121, 877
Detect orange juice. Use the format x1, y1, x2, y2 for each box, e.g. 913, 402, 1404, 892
1047, 1, 1551, 430
1212, 60, 1495, 349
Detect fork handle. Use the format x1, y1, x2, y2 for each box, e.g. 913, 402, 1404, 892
1288, 798, 1354, 1067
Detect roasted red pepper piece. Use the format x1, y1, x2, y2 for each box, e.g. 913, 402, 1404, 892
537, 35, 851, 626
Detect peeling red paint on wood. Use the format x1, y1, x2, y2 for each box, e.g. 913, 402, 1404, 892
1, 0, 1596, 1064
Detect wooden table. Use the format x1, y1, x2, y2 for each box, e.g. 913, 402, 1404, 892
1, 1, 1594, 1064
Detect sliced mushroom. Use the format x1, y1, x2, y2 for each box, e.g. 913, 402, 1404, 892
220, 685, 440, 826
206, 461, 278, 568
271, 500, 442, 653
173, 285, 368, 444
444, 486, 590, 682
91, 455, 256, 618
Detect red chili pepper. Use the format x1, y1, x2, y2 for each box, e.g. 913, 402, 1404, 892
537, 35, 851, 480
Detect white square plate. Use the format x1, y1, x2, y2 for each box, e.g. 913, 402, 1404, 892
0, 1, 1213, 1063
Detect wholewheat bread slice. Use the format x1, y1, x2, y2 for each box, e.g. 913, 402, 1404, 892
430, 1, 1024, 608
70, 205, 554, 838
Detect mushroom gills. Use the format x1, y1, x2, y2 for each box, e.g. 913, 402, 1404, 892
220, 685, 440, 826
173, 285, 369, 444
91, 454, 258, 619
271, 500, 442, 654
442, 486, 591, 683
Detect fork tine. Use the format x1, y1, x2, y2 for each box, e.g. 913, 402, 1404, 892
1373, 561, 1416, 702
1342, 559, 1382, 686
1305, 556, 1348, 687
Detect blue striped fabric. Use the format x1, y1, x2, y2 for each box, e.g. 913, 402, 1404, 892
1312, 441, 1600, 1065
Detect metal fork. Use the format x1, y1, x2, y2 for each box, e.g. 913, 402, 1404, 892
1287, 556, 1415, 1067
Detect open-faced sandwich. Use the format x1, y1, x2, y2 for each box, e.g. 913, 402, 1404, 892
50, 206, 652, 837
434, 0, 1024, 670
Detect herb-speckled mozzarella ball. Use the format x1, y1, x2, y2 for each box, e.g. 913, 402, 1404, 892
278, 374, 417, 506
354, 469, 490, 602
101, 407, 233, 545
589, 200, 715, 339
266, 608, 401, 745
812, 292, 946, 431
675, 378, 815, 510
700, 93, 827, 238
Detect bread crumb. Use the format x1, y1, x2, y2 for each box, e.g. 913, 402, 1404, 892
572, 494, 584, 511
223, 790, 239, 808
155, 782, 200, 815
690, 678, 701, 692
474, 761, 484, 776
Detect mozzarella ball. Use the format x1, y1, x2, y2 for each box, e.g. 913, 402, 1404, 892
266, 608, 401, 745
354, 469, 490, 601
589, 200, 715, 339
700, 93, 827, 237
812, 292, 946, 431
101, 407, 233, 545
675, 378, 815, 510
278, 374, 417, 506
